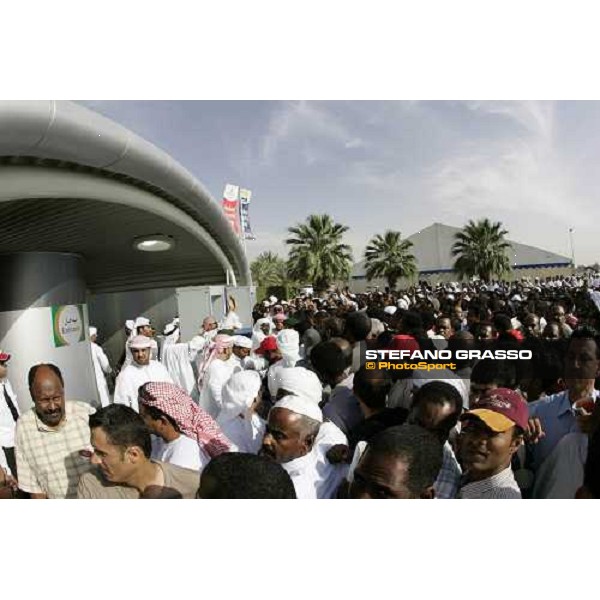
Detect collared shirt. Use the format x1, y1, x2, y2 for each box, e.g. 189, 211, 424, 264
0, 378, 19, 447
528, 389, 599, 472
458, 467, 522, 499
532, 432, 587, 499
434, 441, 462, 499
15, 400, 94, 498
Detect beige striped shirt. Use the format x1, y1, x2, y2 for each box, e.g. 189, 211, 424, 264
15, 400, 94, 498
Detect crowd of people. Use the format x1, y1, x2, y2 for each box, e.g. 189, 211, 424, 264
2, 273, 600, 499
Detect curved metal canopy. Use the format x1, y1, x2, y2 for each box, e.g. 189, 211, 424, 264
0, 100, 250, 292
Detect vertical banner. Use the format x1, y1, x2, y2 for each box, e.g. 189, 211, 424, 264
239, 188, 256, 240
222, 183, 241, 236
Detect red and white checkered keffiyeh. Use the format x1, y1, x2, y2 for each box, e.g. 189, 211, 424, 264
139, 381, 231, 458
197, 333, 234, 389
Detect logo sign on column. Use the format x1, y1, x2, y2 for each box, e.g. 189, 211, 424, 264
52, 304, 86, 347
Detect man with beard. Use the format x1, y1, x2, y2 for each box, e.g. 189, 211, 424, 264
15, 364, 94, 498
114, 335, 173, 412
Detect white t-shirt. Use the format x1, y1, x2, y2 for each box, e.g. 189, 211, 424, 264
150, 434, 210, 473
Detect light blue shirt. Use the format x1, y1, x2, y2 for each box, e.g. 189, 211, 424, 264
528, 389, 599, 472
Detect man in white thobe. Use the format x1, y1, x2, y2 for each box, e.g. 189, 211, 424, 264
90, 327, 112, 408
260, 395, 348, 499
231, 335, 253, 373
198, 334, 237, 418
113, 335, 173, 412
267, 329, 301, 400
122, 316, 159, 369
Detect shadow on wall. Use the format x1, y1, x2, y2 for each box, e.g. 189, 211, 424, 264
87, 287, 178, 367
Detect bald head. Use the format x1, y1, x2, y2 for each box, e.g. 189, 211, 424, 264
28, 363, 66, 428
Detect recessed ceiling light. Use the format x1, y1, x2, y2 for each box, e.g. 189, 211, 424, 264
133, 235, 175, 252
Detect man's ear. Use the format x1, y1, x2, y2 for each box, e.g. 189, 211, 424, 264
303, 432, 317, 453
157, 416, 172, 433
510, 434, 524, 454
420, 486, 435, 499
126, 445, 144, 463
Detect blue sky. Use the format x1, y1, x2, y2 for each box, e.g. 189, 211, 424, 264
80, 101, 599, 266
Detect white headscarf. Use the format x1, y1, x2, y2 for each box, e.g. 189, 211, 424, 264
162, 319, 181, 347
275, 367, 323, 404
252, 318, 274, 351
161, 343, 196, 395
217, 370, 262, 424
233, 335, 253, 349
273, 394, 323, 423
276, 329, 300, 367
254, 317, 273, 334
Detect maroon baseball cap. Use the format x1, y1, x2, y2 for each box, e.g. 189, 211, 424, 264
255, 336, 278, 354
461, 387, 529, 432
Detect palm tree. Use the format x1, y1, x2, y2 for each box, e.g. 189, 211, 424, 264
451, 218, 512, 282
250, 251, 287, 287
364, 230, 417, 290
286, 214, 353, 292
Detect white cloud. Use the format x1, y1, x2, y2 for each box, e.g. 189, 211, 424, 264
344, 137, 364, 149
427, 101, 573, 224
259, 101, 363, 165
466, 100, 555, 140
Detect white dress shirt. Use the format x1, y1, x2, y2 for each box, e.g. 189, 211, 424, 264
0, 378, 19, 447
